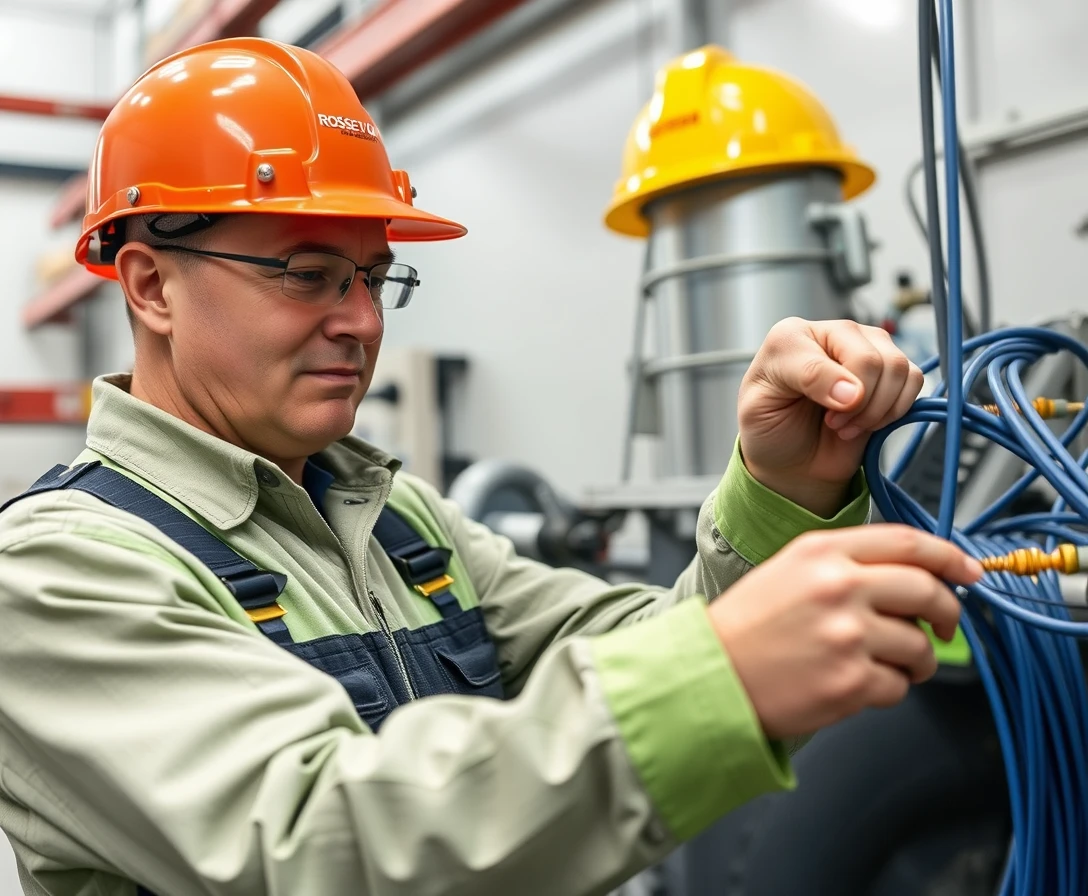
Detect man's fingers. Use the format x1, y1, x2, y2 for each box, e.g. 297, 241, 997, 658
814, 322, 890, 419
864, 662, 914, 708
796, 525, 982, 585
868, 362, 925, 432
857, 565, 962, 640
768, 323, 866, 413
864, 614, 940, 683
825, 329, 920, 438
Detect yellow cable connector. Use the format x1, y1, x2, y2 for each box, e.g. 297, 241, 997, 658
979, 397, 1086, 419
980, 544, 1085, 576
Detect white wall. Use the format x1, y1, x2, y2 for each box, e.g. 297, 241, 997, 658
974, 0, 1088, 327
0, 9, 103, 168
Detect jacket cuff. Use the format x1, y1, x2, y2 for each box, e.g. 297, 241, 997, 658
714, 438, 870, 565
589, 598, 795, 841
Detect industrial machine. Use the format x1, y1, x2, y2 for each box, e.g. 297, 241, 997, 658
448, 32, 1088, 896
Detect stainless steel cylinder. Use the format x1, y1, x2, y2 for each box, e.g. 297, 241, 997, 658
643, 169, 855, 478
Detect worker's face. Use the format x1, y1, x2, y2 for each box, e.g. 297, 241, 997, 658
150, 214, 388, 464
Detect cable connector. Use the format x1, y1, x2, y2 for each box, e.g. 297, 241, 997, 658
979, 397, 1085, 419
980, 543, 1088, 576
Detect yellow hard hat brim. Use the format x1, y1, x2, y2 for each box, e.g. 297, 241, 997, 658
603, 154, 877, 239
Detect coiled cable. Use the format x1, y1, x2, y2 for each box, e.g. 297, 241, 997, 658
862, 3, 1088, 892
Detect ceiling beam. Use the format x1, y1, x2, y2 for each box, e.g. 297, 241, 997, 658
316, 0, 534, 99
161, 0, 282, 53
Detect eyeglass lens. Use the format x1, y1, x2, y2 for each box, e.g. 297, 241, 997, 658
281, 253, 416, 309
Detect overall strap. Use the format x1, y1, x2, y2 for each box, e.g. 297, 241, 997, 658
372, 505, 459, 619
2, 462, 290, 639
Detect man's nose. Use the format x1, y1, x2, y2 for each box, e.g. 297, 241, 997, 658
328, 276, 384, 344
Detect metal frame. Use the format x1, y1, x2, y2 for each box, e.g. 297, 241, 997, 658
619, 242, 833, 480
965, 99, 1088, 168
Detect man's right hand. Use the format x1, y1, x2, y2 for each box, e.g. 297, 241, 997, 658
708, 525, 982, 740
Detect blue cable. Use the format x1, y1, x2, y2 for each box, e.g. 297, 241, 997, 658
936, 0, 963, 541
860, 4, 1088, 891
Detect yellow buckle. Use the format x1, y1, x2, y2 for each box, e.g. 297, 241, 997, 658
246, 603, 287, 624
415, 574, 454, 598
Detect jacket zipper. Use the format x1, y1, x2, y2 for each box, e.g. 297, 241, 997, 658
356, 479, 417, 701
368, 588, 417, 700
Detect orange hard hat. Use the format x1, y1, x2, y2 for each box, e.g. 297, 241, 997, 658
78, 37, 466, 279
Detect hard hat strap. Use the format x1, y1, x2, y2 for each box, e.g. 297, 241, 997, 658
146, 213, 222, 240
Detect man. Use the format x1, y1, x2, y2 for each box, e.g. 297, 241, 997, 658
0, 37, 979, 896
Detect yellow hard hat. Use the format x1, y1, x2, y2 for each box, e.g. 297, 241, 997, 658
604, 46, 876, 238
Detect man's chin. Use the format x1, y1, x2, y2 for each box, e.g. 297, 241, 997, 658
289, 404, 358, 450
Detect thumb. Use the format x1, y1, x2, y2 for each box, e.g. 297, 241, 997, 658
790, 340, 865, 412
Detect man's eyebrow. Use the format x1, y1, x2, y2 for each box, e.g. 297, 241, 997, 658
279, 240, 396, 265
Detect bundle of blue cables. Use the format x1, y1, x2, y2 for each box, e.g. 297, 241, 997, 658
861, 2, 1088, 893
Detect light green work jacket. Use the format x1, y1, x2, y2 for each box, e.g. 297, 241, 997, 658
0, 374, 869, 896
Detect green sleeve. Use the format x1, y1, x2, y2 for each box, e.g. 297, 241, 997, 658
714, 439, 871, 565
591, 598, 796, 841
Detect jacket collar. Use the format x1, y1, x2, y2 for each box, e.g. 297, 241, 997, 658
85, 374, 400, 530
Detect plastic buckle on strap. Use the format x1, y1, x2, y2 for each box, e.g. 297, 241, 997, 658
223, 569, 288, 605
392, 547, 452, 584
415, 574, 455, 598
246, 603, 287, 624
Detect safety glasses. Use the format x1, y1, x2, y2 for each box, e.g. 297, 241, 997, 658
154, 246, 420, 309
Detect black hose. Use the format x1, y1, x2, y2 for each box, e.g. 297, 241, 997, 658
956, 149, 991, 332
919, 0, 951, 381
907, 1, 991, 343
928, 11, 992, 334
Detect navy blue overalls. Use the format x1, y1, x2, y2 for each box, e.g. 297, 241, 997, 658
4, 459, 507, 730
4, 460, 508, 893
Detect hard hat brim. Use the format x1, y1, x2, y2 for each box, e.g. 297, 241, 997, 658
603, 155, 877, 239
78, 189, 467, 280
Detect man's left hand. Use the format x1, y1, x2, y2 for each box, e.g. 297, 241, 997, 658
737, 317, 924, 517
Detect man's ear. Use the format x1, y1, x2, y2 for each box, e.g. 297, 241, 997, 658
115, 243, 173, 336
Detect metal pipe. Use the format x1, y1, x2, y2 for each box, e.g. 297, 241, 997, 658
642, 348, 755, 377
621, 242, 654, 481
0, 93, 112, 120
377, 0, 587, 120
641, 248, 832, 294
672, 0, 709, 53
316, 0, 535, 99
